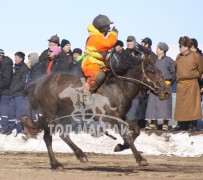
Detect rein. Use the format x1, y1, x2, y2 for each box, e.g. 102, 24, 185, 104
109, 51, 161, 93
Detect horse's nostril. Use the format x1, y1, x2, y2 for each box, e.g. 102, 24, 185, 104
164, 91, 171, 98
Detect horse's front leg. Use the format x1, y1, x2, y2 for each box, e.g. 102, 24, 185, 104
115, 123, 148, 166
114, 120, 140, 152
123, 133, 148, 166
43, 127, 63, 169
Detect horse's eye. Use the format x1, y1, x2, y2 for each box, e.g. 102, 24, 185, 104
150, 70, 156, 74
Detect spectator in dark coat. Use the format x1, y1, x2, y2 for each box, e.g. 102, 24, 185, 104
8, 52, 29, 136
190, 38, 203, 93
25, 52, 41, 84
114, 40, 124, 53
0, 49, 13, 135
141, 37, 157, 62
191, 38, 203, 56
40, 46, 68, 75
60, 39, 72, 62
125, 36, 151, 128
38, 34, 60, 62
22, 53, 40, 140
67, 48, 83, 76
191, 38, 203, 130
26, 52, 39, 68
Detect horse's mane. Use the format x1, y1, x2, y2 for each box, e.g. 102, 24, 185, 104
108, 49, 143, 76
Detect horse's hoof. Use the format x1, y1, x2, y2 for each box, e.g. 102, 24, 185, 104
139, 160, 149, 166
52, 163, 64, 170
138, 151, 143, 154
114, 144, 129, 152
79, 156, 88, 163
114, 144, 122, 152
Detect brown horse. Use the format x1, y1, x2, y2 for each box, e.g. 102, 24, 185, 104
24, 49, 170, 169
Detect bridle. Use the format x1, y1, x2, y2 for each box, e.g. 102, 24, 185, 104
109, 50, 162, 93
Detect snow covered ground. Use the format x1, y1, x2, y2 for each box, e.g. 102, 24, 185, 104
1, 130, 203, 157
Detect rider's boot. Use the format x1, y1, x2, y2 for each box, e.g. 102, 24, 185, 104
83, 71, 106, 104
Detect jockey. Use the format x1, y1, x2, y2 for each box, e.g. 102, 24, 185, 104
80, 14, 118, 96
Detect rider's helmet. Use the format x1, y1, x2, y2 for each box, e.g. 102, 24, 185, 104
93, 14, 113, 32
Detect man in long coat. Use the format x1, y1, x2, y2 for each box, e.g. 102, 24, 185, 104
145, 42, 176, 131
174, 36, 203, 131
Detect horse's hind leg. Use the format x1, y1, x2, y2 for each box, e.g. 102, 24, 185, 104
43, 127, 63, 169
60, 134, 88, 163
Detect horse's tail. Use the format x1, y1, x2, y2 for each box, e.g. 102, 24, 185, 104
22, 81, 42, 136
24, 81, 37, 97
21, 117, 40, 137
25, 81, 38, 115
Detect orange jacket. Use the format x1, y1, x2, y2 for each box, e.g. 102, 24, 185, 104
82, 24, 117, 69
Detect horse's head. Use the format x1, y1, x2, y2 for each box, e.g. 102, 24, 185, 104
108, 48, 171, 100
140, 53, 171, 100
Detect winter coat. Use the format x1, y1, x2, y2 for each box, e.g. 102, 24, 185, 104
10, 62, 29, 96
157, 55, 176, 83
40, 55, 68, 75
39, 49, 72, 63
0, 56, 13, 96
146, 55, 176, 120
174, 51, 203, 121
67, 58, 82, 76
26, 62, 43, 84
60, 49, 73, 62
38, 49, 48, 62
82, 24, 117, 70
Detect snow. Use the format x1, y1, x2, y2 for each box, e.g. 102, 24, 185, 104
1, 130, 203, 157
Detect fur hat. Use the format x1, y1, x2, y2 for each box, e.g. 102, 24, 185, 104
179, 36, 193, 48
48, 34, 60, 45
